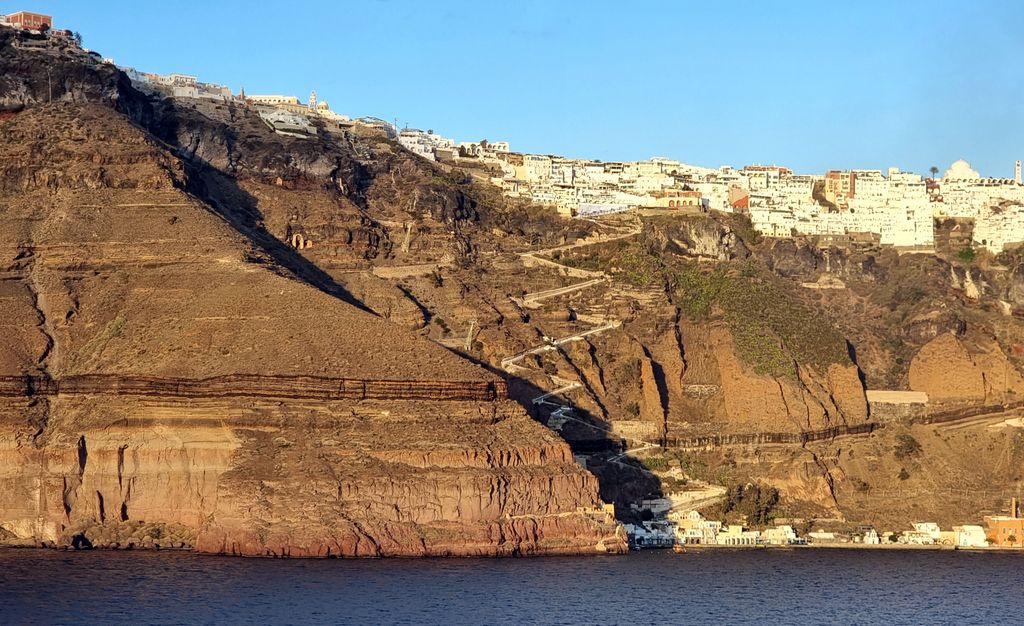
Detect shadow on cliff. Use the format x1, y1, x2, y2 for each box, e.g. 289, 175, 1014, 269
109, 80, 376, 315
449, 347, 663, 522
178, 163, 375, 314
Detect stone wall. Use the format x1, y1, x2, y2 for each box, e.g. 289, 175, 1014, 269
0, 374, 508, 402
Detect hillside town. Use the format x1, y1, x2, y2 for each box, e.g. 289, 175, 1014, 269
8, 9, 1020, 255
7, 9, 1024, 558
627, 496, 1024, 552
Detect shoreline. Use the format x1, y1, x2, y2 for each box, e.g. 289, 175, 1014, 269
0, 540, 627, 560
5, 540, 1024, 559
664, 542, 1024, 553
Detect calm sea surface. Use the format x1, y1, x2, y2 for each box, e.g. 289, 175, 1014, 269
1, 547, 1022, 625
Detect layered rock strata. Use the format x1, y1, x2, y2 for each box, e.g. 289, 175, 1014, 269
0, 103, 624, 556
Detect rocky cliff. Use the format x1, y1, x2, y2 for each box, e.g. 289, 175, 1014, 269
5, 23, 1024, 537
0, 40, 624, 557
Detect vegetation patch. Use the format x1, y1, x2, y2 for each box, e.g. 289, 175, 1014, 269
553, 230, 848, 378
672, 263, 847, 377
893, 434, 922, 459
611, 247, 663, 287
639, 455, 669, 472
723, 213, 762, 247
957, 247, 976, 263
712, 482, 780, 526
612, 358, 643, 386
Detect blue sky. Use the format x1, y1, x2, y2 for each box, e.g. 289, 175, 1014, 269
13, 0, 1023, 176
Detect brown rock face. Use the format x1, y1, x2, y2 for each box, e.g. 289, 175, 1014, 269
0, 104, 624, 557
909, 333, 1024, 405
682, 324, 867, 435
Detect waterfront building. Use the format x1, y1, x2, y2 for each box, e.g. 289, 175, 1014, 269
807, 530, 837, 544
953, 525, 988, 548
762, 525, 798, 545
626, 521, 674, 548
900, 522, 941, 545
669, 510, 722, 545
985, 498, 1024, 547
717, 525, 761, 546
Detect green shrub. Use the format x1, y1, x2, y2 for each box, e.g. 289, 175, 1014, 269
720, 482, 780, 525
641, 456, 669, 472
957, 247, 976, 263
673, 266, 726, 318
894, 434, 922, 459
613, 249, 663, 287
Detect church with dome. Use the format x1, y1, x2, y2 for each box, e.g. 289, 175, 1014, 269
943, 159, 981, 180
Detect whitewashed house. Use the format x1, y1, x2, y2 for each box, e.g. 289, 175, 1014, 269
953, 525, 988, 548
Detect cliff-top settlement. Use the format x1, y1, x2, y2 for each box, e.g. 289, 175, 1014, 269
3, 12, 1024, 557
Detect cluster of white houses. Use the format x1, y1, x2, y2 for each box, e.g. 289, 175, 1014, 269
625, 508, 1016, 550
113, 52, 1024, 256
119, 66, 355, 138
477, 149, 1024, 253
110, 74, 1024, 254
118, 52, 1024, 254
11, 9, 1023, 253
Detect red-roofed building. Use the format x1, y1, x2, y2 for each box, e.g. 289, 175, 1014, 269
742, 164, 793, 176
7, 11, 52, 31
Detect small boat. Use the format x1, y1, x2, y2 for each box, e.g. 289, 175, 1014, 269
672, 544, 686, 553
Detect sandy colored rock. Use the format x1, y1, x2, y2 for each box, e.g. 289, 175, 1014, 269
909, 333, 1024, 405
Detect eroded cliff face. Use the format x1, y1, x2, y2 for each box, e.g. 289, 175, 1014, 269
909, 332, 1024, 405
688, 325, 866, 434
8, 25, 1024, 535
2, 395, 620, 556
393, 209, 1024, 524
0, 102, 624, 556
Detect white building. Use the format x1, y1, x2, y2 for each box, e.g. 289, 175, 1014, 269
807, 530, 837, 543
397, 129, 456, 161
669, 510, 722, 545
900, 522, 941, 545
762, 525, 799, 545
953, 525, 988, 548
944, 159, 981, 181
458, 140, 510, 156
717, 524, 761, 546
246, 95, 300, 106
626, 521, 675, 548
257, 108, 316, 137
